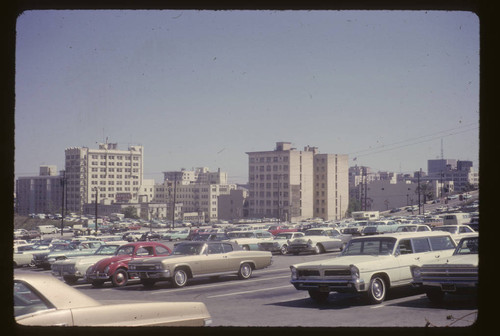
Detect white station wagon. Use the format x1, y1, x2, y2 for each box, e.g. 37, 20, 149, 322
290, 231, 457, 304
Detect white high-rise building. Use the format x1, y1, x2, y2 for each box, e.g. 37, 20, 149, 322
247, 142, 348, 222
64, 143, 144, 213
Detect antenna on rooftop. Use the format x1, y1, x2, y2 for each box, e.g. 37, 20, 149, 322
440, 138, 444, 159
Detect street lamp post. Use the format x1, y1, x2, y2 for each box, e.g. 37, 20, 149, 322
94, 187, 98, 236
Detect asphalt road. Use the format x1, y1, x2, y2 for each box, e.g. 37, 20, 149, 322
24, 249, 479, 328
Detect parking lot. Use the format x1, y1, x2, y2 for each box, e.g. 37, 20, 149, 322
16, 245, 478, 328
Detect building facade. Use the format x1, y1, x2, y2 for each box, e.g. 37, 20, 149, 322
16, 166, 64, 216
64, 143, 144, 213
247, 142, 348, 222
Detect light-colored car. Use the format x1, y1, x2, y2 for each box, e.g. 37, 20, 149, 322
162, 229, 191, 241
128, 241, 272, 288
14, 253, 34, 268
44, 241, 106, 268
226, 230, 274, 250
287, 228, 351, 255
431, 225, 476, 243
51, 243, 125, 284
14, 272, 212, 326
290, 231, 457, 304
395, 224, 432, 232
258, 232, 305, 255
411, 234, 478, 303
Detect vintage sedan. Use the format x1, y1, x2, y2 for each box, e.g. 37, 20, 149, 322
51, 243, 124, 284
128, 241, 272, 288
226, 230, 274, 250
431, 225, 476, 243
287, 228, 352, 255
258, 232, 305, 255
86, 242, 171, 287
411, 234, 478, 303
14, 272, 211, 326
290, 231, 457, 304
33, 241, 104, 270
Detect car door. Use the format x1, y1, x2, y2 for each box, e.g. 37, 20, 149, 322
200, 243, 229, 274
393, 238, 428, 286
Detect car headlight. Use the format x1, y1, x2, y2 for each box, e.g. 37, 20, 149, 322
129, 264, 136, 270
48, 257, 56, 263
350, 265, 360, 280
155, 264, 162, 270
290, 266, 298, 280
411, 266, 421, 279
104, 266, 110, 273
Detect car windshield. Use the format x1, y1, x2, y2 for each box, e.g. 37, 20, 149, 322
116, 245, 134, 256
95, 245, 119, 255
432, 226, 457, 234
454, 237, 479, 255
396, 226, 416, 232
305, 230, 325, 236
173, 243, 203, 255
276, 233, 294, 239
342, 237, 396, 256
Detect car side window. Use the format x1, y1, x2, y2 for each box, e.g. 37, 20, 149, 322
207, 244, 223, 254
397, 239, 413, 254
14, 281, 51, 317
136, 246, 154, 256
429, 236, 456, 250
412, 238, 431, 253
222, 243, 234, 253
155, 246, 170, 255
460, 227, 472, 233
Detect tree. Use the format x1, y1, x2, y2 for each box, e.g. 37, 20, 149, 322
347, 197, 362, 217
122, 206, 139, 219
416, 182, 434, 203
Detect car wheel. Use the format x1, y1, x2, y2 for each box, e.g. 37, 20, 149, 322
141, 279, 156, 288
426, 289, 445, 304
238, 262, 253, 280
111, 269, 128, 287
172, 268, 189, 288
63, 276, 78, 285
365, 275, 387, 304
91, 280, 105, 288
280, 244, 288, 255
308, 290, 329, 303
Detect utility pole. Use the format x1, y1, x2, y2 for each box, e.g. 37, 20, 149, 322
60, 171, 66, 236
94, 187, 98, 236
417, 168, 421, 215
171, 173, 177, 229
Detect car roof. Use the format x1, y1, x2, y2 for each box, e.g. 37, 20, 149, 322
351, 231, 454, 241
14, 272, 100, 309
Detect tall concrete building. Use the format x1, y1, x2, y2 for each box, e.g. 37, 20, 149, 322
64, 143, 144, 213
16, 166, 64, 216
247, 142, 348, 222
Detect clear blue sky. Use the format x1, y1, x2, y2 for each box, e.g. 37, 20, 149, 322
15, 10, 479, 184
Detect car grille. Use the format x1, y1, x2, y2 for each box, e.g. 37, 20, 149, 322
298, 269, 320, 277
324, 269, 351, 276
133, 265, 158, 271
420, 265, 478, 283
53, 264, 75, 273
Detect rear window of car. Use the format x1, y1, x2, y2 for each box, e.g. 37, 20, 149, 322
429, 236, 456, 251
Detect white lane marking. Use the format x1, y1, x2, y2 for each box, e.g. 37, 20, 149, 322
206, 285, 293, 298
146, 275, 291, 294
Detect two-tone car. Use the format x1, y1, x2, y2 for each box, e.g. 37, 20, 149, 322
258, 232, 305, 255
290, 231, 457, 304
86, 242, 172, 287
51, 243, 125, 284
14, 272, 211, 326
411, 233, 478, 303
128, 241, 272, 288
226, 230, 274, 250
287, 228, 351, 255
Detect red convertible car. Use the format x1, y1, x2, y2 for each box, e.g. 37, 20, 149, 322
86, 242, 171, 287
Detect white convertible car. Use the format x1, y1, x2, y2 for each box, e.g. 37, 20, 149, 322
14, 272, 212, 326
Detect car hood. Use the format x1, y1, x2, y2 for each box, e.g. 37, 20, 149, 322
54, 255, 113, 266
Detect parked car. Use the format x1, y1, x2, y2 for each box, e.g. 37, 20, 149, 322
411, 234, 478, 303
258, 232, 305, 255
267, 225, 298, 236
128, 241, 272, 288
287, 228, 351, 255
86, 242, 172, 287
191, 232, 230, 241
226, 230, 274, 250
139, 231, 162, 241
13, 252, 34, 268
290, 231, 457, 304
431, 225, 476, 243
44, 241, 106, 268
51, 243, 125, 284
162, 229, 191, 241
14, 272, 211, 326
395, 224, 432, 232
32, 241, 102, 270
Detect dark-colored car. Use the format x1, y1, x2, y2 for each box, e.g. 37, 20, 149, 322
86, 242, 172, 287
191, 233, 230, 241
